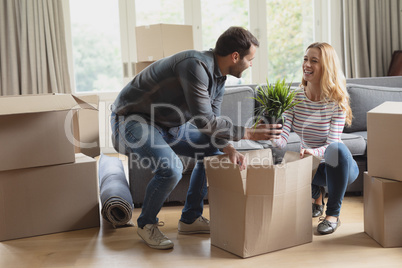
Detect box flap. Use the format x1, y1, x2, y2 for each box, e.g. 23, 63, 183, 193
74, 95, 100, 158
246, 166, 276, 195
242, 149, 276, 195
243, 148, 273, 166
283, 151, 319, 181
205, 149, 274, 195
204, 154, 245, 194
246, 152, 313, 195
282, 151, 300, 163
280, 155, 312, 192
0, 94, 97, 116
72, 95, 99, 110
74, 153, 97, 164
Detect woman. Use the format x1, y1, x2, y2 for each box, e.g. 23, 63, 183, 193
272, 42, 359, 235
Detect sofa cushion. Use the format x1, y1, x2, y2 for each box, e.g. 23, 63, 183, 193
230, 140, 265, 151
221, 86, 255, 127
353, 131, 367, 141
341, 133, 366, 156
283, 132, 366, 156
283, 132, 301, 151
346, 76, 402, 88
262, 132, 366, 159
344, 84, 402, 133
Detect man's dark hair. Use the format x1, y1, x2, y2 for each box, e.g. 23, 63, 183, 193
214, 26, 259, 59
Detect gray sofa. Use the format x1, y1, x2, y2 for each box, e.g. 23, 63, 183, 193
128, 76, 402, 207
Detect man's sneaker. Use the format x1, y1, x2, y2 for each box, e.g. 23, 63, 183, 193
137, 222, 174, 249
178, 216, 210, 234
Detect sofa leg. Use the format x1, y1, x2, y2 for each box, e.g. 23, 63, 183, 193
134, 203, 143, 208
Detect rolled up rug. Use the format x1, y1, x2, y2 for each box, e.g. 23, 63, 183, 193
98, 154, 134, 228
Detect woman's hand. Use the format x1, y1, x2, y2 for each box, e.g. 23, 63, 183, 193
300, 148, 314, 158
222, 144, 247, 170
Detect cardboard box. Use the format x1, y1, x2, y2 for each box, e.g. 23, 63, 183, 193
136, 24, 194, 61
73, 94, 100, 158
0, 153, 100, 241
204, 149, 313, 258
0, 94, 98, 171
364, 172, 402, 247
133, 61, 155, 75
367, 101, 402, 181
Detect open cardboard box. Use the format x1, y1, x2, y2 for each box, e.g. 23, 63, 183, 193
204, 149, 314, 258
0, 94, 99, 172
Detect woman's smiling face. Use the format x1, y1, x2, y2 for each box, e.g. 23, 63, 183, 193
303, 47, 322, 84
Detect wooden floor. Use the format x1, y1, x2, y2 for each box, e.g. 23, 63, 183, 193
1, 195, 402, 268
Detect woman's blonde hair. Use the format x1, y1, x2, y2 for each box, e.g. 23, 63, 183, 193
301, 42, 352, 126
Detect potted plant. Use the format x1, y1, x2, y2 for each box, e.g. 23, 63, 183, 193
253, 78, 300, 127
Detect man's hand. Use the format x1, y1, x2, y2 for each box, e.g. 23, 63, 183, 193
222, 144, 247, 171
243, 124, 282, 141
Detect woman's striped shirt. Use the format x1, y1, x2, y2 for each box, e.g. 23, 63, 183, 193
273, 86, 346, 158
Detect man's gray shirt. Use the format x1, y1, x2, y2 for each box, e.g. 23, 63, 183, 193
111, 50, 245, 144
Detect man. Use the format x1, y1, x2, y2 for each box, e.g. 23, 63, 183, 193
111, 26, 282, 250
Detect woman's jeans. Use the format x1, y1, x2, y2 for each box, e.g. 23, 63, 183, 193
111, 113, 222, 228
311, 142, 359, 217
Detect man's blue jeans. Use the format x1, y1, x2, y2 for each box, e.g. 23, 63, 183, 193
111, 113, 222, 228
311, 142, 359, 217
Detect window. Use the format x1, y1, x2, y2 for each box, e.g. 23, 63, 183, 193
67, 0, 316, 92
135, 0, 184, 25
266, 0, 314, 83
69, 0, 123, 92
201, 0, 251, 85
65, 0, 319, 153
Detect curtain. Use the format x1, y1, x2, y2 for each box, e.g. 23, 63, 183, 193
343, 0, 402, 78
0, 0, 71, 96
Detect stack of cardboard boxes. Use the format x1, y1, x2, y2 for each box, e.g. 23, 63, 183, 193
0, 94, 101, 241
133, 24, 194, 75
365, 101, 402, 247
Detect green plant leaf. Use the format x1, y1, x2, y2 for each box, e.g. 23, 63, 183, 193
252, 77, 301, 127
